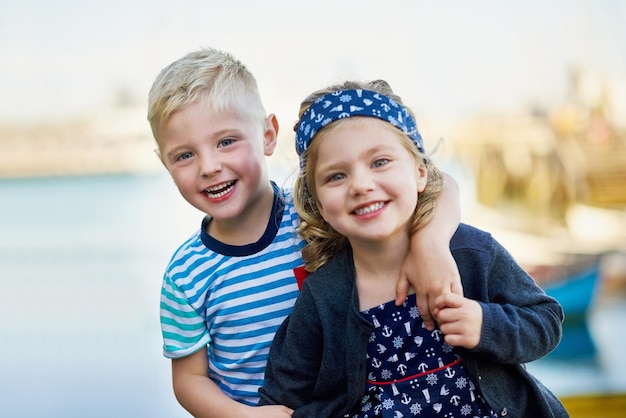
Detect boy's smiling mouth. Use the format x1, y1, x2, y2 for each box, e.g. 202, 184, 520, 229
205, 180, 236, 198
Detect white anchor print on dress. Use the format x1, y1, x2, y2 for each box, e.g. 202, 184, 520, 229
351, 294, 499, 418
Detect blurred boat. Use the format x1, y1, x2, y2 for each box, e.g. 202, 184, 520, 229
462, 202, 606, 360
452, 68, 626, 361
453, 68, 626, 222
529, 256, 601, 360
527, 253, 601, 310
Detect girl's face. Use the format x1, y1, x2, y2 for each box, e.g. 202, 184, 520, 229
312, 118, 427, 247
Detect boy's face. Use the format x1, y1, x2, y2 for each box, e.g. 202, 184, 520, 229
312, 118, 427, 246
156, 101, 277, 223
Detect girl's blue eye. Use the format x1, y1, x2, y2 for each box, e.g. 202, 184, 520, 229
373, 158, 389, 168
328, 173, 345, 182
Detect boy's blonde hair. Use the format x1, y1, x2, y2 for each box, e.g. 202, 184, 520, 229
294, 80, 443, 272
147, 47, 267, 143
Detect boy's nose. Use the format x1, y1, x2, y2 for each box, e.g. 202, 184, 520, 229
199, 153, 222, 176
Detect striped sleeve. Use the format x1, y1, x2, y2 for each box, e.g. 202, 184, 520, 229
160, 272, 210, 358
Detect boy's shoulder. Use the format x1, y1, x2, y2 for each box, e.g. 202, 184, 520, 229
276, 183, 300, 225
165, 228, 206, 271
278, 183, 295, 207
450, 223, 495, 252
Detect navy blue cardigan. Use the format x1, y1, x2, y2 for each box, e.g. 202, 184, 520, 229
259, 223, 568, 417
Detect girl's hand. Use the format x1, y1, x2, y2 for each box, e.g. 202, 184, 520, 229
435, 293, 482, 349
397, 247, 462, 331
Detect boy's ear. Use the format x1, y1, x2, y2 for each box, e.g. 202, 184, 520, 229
154, 148, 167, 167
263, 113, 279, 156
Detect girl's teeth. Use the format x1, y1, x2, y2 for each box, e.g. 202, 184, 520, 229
355, 202, 384, 215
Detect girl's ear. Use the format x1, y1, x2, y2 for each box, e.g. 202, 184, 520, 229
416, 162, 428, 193
317, 200, 325, 217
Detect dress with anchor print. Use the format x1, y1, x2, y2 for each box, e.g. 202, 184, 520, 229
350, 294, 498, 418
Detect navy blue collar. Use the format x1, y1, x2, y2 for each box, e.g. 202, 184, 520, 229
200, 181, 285, 256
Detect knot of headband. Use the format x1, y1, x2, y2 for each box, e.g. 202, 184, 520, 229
295, 89, 424, 168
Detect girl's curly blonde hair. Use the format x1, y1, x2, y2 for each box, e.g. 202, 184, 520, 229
293, 80, 443, 272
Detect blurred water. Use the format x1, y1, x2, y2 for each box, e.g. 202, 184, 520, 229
0, 173, 199, 418
1, 173, 624, 417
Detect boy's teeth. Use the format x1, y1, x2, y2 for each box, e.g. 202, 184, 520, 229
205, 181, 234, 197
354, 202, 384, 215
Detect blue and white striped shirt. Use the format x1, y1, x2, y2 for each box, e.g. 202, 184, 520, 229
160, 184, 305, 405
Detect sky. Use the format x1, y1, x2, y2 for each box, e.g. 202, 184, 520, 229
0, 0, 625, 133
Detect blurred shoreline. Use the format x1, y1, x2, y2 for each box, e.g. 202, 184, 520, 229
0, 104, 161, 179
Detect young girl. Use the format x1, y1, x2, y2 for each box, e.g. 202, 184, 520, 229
259, 81, 568, 417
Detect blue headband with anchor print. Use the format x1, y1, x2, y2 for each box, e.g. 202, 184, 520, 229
295, 89, 424, 170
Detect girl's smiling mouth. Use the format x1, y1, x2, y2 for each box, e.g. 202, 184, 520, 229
353, 202, 385, 216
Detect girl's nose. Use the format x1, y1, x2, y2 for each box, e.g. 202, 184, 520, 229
349, 170, 375, 196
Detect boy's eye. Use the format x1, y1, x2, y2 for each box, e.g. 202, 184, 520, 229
373, 158, 389, 168
177, 151, 194, 161
218, 138, 234, 148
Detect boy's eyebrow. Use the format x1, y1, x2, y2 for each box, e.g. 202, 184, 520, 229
209, 127, 245, 138
162, 145, 187, 161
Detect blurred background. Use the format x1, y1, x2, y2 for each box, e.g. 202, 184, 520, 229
1, 1, 625, 416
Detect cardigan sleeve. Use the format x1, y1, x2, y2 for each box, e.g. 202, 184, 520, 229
258, 280, 323, 410
463, 234, 564, 364
259, 247, 364, 417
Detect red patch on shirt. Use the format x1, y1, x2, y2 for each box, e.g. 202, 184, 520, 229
293, 265, 309, 290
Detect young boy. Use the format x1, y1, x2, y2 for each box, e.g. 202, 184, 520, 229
147, 47, 462, 417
